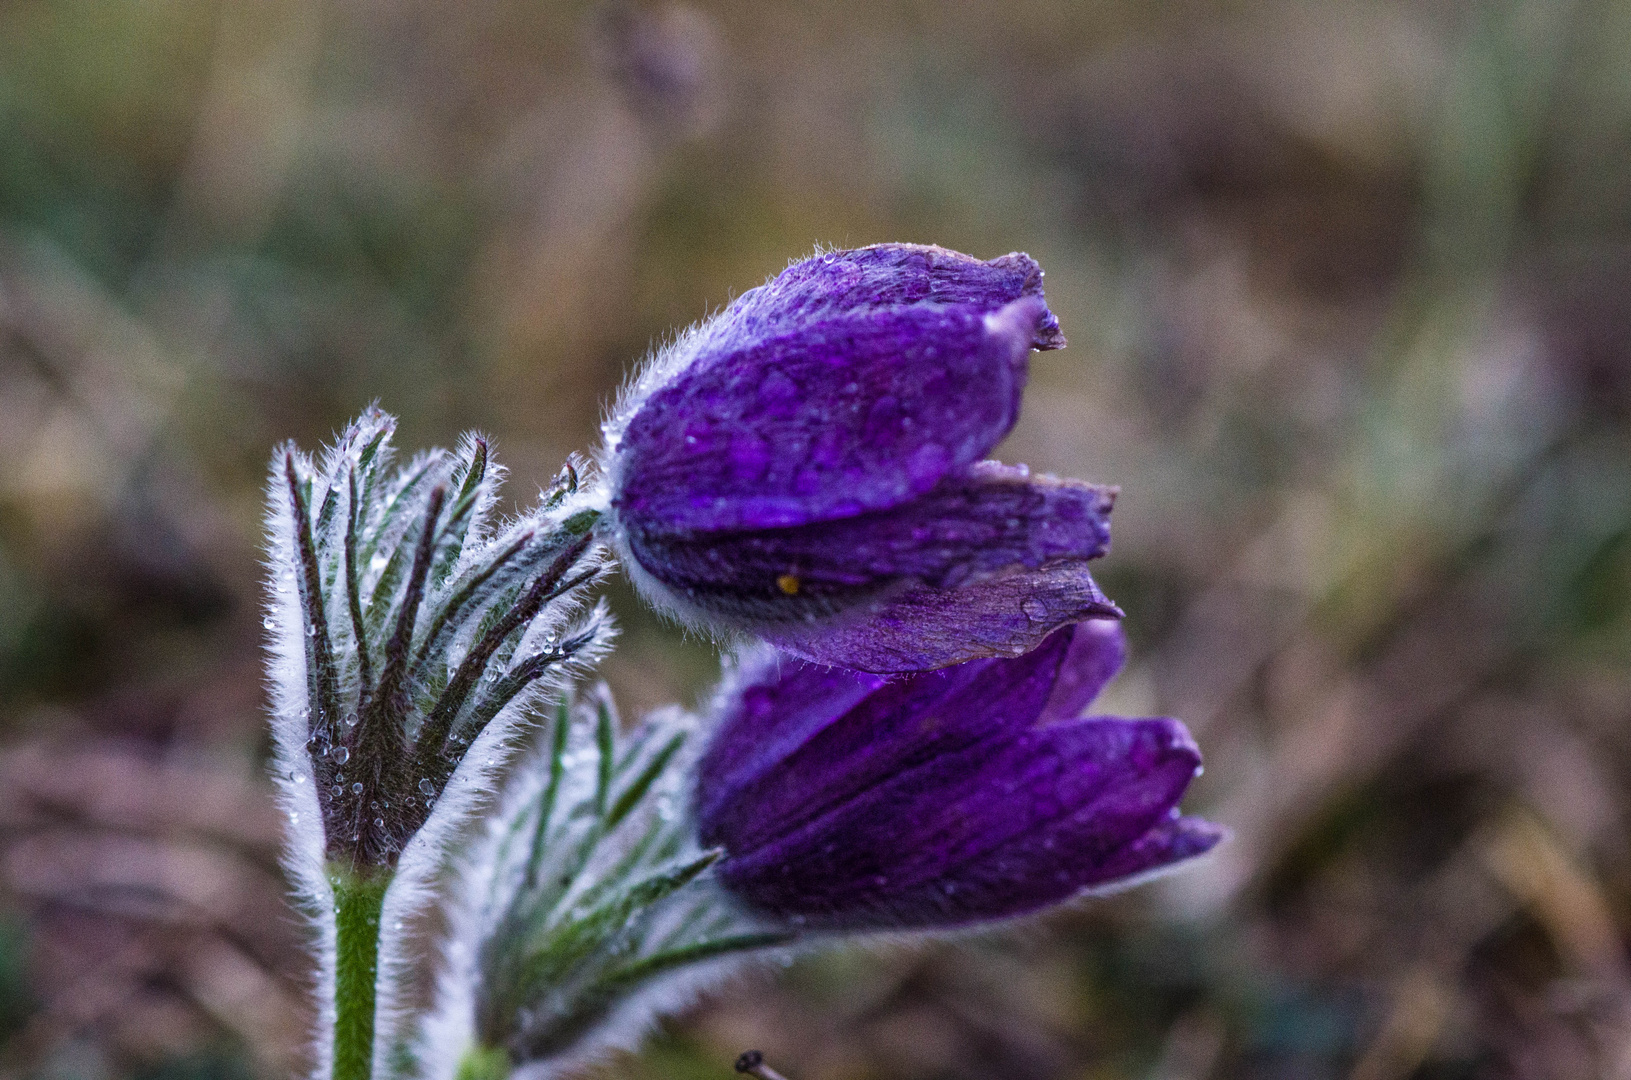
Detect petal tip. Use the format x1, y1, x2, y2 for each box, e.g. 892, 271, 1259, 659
985, 295, 1064, 355
1149, 716, 1203, 767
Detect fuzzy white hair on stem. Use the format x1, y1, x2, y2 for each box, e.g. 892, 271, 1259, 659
264, 439, 349, 1080
263, 408, 619, 1080
372, 599, 616, 1077
411, 687, 790, 1080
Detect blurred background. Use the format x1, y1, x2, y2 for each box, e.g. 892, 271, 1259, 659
0, 0, 1629, 1077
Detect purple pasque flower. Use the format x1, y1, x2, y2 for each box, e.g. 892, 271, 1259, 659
602, 243, 1120, 673
694, 620, 1223, 930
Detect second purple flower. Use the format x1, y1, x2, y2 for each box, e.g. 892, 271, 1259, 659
695, 620, 1222, 930
602, 243, 1120, 673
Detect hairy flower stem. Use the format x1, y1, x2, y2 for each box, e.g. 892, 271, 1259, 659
332, 866, 392, 1080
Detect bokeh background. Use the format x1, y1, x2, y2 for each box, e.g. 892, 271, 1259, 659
1, 0, 1629, 1077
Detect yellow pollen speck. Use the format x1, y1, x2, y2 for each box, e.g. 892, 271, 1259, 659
776, 574, 801, 596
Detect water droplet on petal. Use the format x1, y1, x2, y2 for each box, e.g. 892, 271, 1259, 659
263, 617, 277, 631
418, 778, 436, 796
1021, 599, 1048, 622
332, 746, 350, 765
373, 817, 384, 828
351, 782, 363, 794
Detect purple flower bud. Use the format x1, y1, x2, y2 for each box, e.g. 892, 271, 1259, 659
604, 243, 1119, 672
694, 621, 1223, 930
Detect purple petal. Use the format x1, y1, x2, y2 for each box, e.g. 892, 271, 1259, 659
694, 655, 887, 835
767, 564, 1121, 673
1078, 815, 1227, 893
614, 298, 1055, 535
696, 629, 1074, 858
723, 244, 1065, 352
714, 716, 1208, 928
623, 465, 1116, 668
1037, 617, 1127, 724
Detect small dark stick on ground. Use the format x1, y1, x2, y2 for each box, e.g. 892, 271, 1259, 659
734, 1050, 790, 1080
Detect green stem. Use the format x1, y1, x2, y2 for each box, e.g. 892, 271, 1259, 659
455, 1045, 512, 1080
331, 865, 392, 1080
